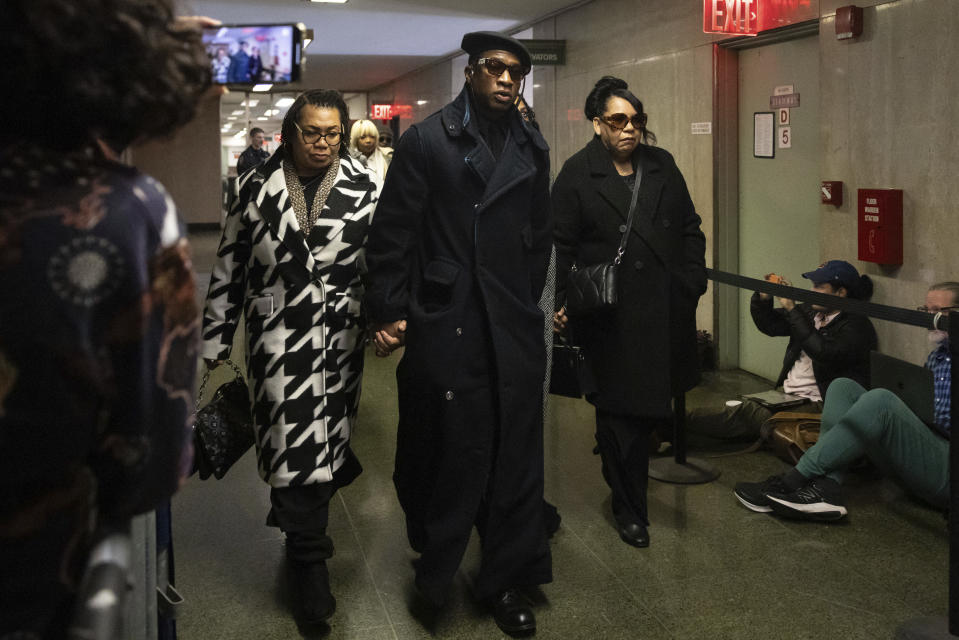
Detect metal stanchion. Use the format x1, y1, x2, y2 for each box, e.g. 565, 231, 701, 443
648, 393, 721, 484
893, 311, 958, 639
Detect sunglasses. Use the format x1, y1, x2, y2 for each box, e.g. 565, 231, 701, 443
475, 57, 530, 80
600, 113, 647, 131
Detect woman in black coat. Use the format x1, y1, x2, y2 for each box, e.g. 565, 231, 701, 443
552, 76, 707, 548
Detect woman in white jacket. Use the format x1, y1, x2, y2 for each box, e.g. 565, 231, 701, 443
349, 118, 392, 192
201, 89, 376, 624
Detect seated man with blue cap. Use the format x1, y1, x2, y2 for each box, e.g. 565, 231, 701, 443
735, 281, 957, 521
686, 259, 878, 445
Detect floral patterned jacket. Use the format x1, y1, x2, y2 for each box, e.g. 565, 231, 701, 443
0, 153, 198, 637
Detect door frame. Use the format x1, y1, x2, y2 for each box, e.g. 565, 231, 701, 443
711, 20, 820, 369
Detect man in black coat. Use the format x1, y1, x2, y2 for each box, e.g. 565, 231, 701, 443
235, 127, 270, 176
364, 31, 552, 636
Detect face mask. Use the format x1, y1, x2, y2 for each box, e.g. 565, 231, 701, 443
928, 330, 949, 345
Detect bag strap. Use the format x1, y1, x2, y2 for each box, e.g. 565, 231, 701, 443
196, 359, 245, 406
613, 165, 644, 267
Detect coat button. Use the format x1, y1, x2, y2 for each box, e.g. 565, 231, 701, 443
455, 327, 463, 336
634, 260, 644, 270
619, 224, 627, 233
662, 218, 671, 228
445, 390, 455, 401
474, 203, 481, 210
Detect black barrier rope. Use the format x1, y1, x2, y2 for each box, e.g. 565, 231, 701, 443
708, 268, 959, 638
706, 268, 945, 330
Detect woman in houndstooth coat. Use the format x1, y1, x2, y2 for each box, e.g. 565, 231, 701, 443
201, 90, 376, 622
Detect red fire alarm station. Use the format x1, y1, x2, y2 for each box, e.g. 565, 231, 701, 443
857, 188, 903, 265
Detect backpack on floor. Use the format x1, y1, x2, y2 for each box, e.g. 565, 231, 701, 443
760, 411, 821, 465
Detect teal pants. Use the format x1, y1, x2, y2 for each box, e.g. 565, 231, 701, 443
796, 378, 950, 509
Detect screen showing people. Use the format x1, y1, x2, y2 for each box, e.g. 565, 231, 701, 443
203, 24, 302, 84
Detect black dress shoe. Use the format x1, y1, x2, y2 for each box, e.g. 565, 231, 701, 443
489, 588, 536, 636
617, 522, 650, 548
290, 559, 336, 623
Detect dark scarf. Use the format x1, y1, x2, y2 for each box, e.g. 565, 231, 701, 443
468, 90, 511, 162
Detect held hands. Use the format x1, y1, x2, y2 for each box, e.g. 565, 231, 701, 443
372, 320, 407, 357
553, 307, 569, 334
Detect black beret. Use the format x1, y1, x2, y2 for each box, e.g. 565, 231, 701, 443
461, 31, 532, 70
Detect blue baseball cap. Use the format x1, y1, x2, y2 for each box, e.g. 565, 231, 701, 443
802, 260, 860, 290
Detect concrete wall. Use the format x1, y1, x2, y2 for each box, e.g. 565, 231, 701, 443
819, 0, 959, 362
132, 94, 223, 226
370, 0, 959, 367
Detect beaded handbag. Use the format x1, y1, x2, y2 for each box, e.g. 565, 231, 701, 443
193, 360, 254, 480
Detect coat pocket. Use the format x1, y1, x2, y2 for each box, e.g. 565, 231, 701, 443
246, 293, 275, 319
420, 257, 460, 313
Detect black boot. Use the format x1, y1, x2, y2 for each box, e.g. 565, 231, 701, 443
289, 559, 336, 623
489, 588, 536, 636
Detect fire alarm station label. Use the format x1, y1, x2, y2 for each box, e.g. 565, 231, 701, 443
863, 198, 880, 222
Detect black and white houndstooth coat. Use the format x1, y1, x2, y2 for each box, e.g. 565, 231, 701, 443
201, 150, 376, 488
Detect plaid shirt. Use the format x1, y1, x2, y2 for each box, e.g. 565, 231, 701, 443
926, 342, 952, 435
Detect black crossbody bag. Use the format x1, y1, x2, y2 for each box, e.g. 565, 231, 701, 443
565, 167, 643, 317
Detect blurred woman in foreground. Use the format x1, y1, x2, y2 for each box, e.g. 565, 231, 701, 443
0, 0, 211, 636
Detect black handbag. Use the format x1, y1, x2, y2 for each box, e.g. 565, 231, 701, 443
193, 360, 254, 480
565, 167, 643, 318
549, 333, 596, 398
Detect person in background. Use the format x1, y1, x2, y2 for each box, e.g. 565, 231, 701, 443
0, 1, 211, 636
228, 40, 251, 83
248, 44, 264, 82
364, 31, 552, 636
735, 282, 957, 521
212, 47, 231, 83
552, 76, 707, 550
202, 89, 377, 624
349, 118, 393, 191
377, 127, 394, 149
687, 260, 878, 444
236, 127, 271, 176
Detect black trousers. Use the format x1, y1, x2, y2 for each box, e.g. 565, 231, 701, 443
268, 483, 335, 563
594, 409, 653, 527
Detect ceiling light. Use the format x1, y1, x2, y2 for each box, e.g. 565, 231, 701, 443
227, 116, 237, 121
252, 84, 273, 92
416, 100, 428, 106
233, 130, 247, 139
231, 110, 244, 116
257, 117, 268, 121
533, 84, 541, 89
276, 97, 295, 108
303, 29, 314, 49
240, 99, 259, 107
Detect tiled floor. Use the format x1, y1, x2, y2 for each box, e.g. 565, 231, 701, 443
175, 232, 949, 639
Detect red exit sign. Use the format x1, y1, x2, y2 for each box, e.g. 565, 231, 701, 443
705, 0, 815, 35
371, 104, 394, 119
704, 0, 759, 35
371, 104, 414, 119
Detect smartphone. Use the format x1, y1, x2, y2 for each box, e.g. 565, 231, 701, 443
202, 23, 304, 85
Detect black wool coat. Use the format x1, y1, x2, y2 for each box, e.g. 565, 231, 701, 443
364, 86, 553, 603
750, 293, 878, 396
553, 137, 707, 418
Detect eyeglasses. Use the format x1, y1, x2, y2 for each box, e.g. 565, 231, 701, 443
294, 121, 342, 146
475, 57, 529, 80
917, 305, 959, 313
600, 113, 647, 131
